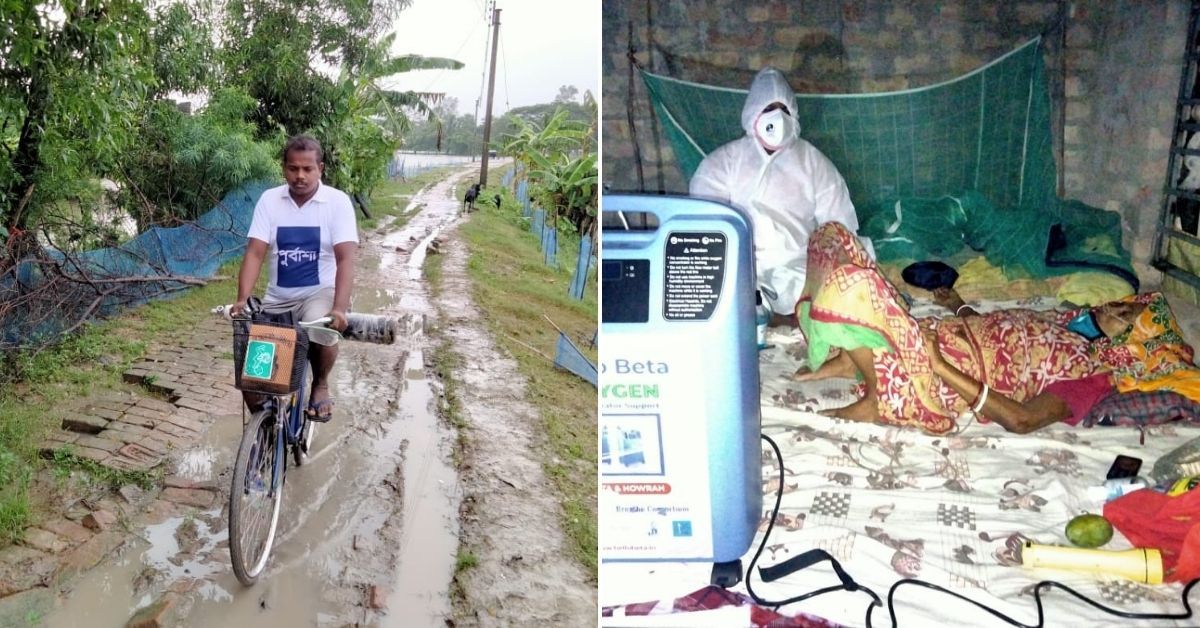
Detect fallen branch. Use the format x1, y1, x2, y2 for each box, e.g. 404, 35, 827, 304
53, 291, 113, 338
69, 275, 212, 286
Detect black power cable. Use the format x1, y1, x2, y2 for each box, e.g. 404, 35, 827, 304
747, 433, 883, 627
749, 433, 1200, 627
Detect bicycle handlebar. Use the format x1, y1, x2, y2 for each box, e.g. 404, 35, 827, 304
211, 305, 343, 338
212, 304, 396, 345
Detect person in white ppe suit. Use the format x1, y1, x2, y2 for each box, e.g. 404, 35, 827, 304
689, 67, 870, 321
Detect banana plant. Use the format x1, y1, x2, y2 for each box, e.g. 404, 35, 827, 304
316, 32, 463, 212
527, 151, 597, 237
500, 108, 588, 192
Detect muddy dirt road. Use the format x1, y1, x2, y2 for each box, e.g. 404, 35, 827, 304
37, 163, 595, 626
434, 216, 597, 627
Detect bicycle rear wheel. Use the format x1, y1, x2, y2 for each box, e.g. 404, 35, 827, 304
229, 410, 284, 586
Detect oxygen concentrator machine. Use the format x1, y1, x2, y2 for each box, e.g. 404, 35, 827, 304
599, 194, 762, 586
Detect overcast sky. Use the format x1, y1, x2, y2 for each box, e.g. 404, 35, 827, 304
385, 0, 599, 119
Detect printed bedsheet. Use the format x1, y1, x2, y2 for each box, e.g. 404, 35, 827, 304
601, 297, 1200, 627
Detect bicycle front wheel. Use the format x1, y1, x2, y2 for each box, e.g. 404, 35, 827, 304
229, 410, 284, 586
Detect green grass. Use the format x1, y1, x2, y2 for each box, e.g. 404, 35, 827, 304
453, 169, 598, 575
49, 449, 160, 492
360, 166, 465, 231
0, 320, 145, 543
427, 336, 469, 465
423, 238, 445, 288
455, 548, 478, 572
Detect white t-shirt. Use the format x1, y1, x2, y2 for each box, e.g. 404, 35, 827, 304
247, 182, 359, 303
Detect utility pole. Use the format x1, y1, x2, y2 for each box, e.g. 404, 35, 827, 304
478, 6, 501, 188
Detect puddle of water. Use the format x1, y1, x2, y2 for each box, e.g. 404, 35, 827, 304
404, 227, 449, 279
41, 414, 244, 627
141, 511, 224, 582
380, 348, 460, 628
174, 448, 217, 480
177, 412, 242, 483
42, 546, 147, 627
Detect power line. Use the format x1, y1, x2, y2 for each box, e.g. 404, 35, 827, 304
500, 28, 510, 111
414, 18, 482, 93
475, 0, 494, 125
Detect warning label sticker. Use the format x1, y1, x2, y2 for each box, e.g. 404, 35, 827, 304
663, 232, 726, 321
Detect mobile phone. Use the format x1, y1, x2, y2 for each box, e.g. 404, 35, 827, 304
1106, 454, 1143, 480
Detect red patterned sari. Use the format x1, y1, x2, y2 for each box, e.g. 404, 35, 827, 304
797, 222, 1100, 434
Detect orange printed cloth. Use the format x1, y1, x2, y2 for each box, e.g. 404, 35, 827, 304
798, 222, 1100, 434
1084, 292, 1200, 403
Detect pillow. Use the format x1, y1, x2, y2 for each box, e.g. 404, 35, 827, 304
1056, 271, 1135, 307
1081, 390, 1200, 428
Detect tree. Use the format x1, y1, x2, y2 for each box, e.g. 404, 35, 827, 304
219, 0, 414, 138
0, 1, 154, 241
499, 108, 595, 236
493, 101, 591, 146
402, 98, 481, 154
314, 33, 463, 213
117, 88, 280, 229
554, 84, 579, 104
500, 108, 588, 174
219, 2, 461, 211
148, 1, 219, 98
530, 152, 597, 237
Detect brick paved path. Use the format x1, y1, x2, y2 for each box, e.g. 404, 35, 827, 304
0, 315, 242, 624
41, 316, 241, 471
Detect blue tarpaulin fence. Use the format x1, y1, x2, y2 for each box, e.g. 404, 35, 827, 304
542, 222, 558, 269
524, 192, 593, 298
553, 332, 596, 387
518, 179, 531, 217
531, 207, 545, 235
568, 235, 594, 300
502, 174, 598, 383
1, 181, 271, 349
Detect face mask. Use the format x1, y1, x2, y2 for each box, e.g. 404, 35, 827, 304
754, 109, 794, 151
1066, 309, 1106, 341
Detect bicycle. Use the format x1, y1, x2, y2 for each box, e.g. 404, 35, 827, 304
214, 297, 335, 586
213, 298, 397, 585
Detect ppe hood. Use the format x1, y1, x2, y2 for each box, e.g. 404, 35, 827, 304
740, 67, 801, 138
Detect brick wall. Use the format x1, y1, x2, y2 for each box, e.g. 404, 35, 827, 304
1062, 0, 1186, 278
602, 0, 1187, 278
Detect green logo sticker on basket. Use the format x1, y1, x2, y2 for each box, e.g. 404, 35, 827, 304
243, 340, 276, 380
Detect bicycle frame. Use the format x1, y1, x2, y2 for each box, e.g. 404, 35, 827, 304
226, 299, 332, 586
263, 358, 311, 493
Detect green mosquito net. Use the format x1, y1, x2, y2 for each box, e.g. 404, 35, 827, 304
642, 37, 1137, 289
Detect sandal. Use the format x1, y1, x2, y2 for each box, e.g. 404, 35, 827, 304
305, 397, 335, 423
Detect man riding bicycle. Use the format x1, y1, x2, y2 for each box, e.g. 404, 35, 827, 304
231, 134, 358, 422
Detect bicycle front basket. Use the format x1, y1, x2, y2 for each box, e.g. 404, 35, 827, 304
233, 319, 308, 394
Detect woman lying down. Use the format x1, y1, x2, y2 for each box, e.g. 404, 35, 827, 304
795, 222, 1200, 435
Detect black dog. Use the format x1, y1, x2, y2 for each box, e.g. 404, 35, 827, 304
463, 183, 481, 212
